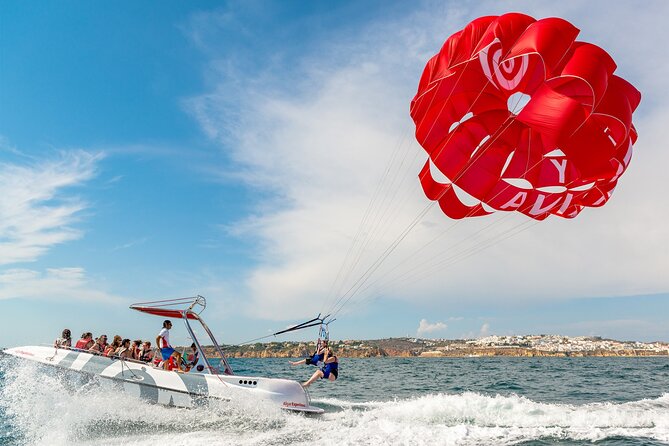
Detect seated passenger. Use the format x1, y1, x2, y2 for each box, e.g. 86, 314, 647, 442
54, 329, 72, 348
187, 343, 199, 367
165, 351, 188, 373
104, 335, 122, 357
115, 339, 133, 359
89, 335, 108, 354
139, 341, 154, 363
302, 347, 339, 388
74, 332, 94, 350
130, 339, 142, 360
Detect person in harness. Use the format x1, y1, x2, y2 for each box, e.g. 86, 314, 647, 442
289, 339, 327, 367
302, 346, 338, 387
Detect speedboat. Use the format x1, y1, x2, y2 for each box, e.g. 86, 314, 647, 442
2, 296, 324, 414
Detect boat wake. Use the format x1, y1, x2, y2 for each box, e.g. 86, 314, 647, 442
2, 359, 668, 445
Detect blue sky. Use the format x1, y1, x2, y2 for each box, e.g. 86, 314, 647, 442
1, 1, 668, 348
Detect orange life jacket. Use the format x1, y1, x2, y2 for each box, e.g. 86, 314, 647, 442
75, 339, 90, 349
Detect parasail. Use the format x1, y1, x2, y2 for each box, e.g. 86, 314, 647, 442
410, 13, 641, 220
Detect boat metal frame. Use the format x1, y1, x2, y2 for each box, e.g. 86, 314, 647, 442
129, 295, 233, 375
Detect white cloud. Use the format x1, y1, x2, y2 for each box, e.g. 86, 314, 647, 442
0, 151, 118, 305
186, 2, 669, 321
112, 237, 148, 252
0, 150, 100, 265
479, 323, 490, 338
0, 267, 124, 303
417, 319, 447, 337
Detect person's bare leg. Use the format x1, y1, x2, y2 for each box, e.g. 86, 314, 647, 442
302, 370, 323, 387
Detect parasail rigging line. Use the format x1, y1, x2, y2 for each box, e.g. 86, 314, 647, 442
320, 125, 415, 314
353, 135, 549, 301
320, 35, 498, 317
330, 122, 588, 319
328, 145, 423, 313
326, 113, 521, 319
353, 211, 514, 298
322, 54, 483, 316
336, 218, 541, 318
324, 37, 571, 319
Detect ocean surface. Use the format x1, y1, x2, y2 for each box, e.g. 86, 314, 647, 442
0, 355, 668, 445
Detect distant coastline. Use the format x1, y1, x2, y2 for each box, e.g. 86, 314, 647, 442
211, 335, 669, 359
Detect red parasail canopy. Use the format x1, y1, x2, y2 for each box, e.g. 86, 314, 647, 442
410, 13, 641, 221
130, 306, 199, 320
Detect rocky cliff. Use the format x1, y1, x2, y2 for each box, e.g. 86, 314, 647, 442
199, 337, 669, 359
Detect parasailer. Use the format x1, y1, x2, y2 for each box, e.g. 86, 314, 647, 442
289, 341, 326, 367
287, 318, 340, 386
302, 346, 339, 388
410, 13, 641, 221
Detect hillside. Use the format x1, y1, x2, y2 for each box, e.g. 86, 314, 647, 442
198, 336, 669, 358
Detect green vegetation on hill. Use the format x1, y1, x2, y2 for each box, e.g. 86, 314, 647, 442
192, 336, 669, 358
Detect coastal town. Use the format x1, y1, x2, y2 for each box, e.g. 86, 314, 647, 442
215, 335, 669, 358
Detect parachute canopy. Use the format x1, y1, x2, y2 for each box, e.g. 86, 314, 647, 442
410, 13, 641, 220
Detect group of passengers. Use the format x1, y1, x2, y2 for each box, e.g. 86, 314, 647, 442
53, 321, 199, 373
54, 328, 155, 363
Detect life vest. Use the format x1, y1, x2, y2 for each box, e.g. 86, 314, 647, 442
321, 356, 338, 379
75, 339, 90, 350
166, 355, 179, 371
327, 358, 339, 370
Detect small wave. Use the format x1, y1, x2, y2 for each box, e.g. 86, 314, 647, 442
310, 392, 669, 444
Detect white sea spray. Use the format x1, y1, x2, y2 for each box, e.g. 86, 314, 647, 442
1, 358, 668, 446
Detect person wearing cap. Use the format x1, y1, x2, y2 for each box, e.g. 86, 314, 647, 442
156, 320, 174, 370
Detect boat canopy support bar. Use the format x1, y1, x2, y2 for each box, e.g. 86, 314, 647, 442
271, 314, 331, 337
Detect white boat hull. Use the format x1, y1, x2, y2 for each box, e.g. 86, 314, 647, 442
2, 346, 323, 414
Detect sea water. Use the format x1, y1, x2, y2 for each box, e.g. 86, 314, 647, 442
1, 355, 668, 445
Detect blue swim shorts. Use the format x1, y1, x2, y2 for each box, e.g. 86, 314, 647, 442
161, 347, 175, 361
